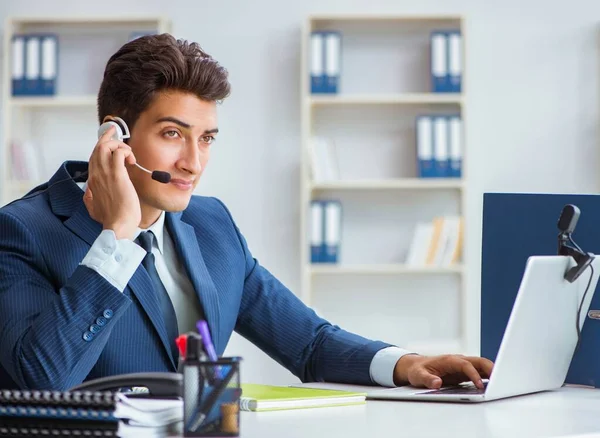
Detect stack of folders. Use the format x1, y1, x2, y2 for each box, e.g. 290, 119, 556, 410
310, 30, 341, 94
416, 115, 462, 178
11, 34, 58, 96
239, 384, 366, 412
310, 200, 342, 264
430, 30, 462, 93
0, 389, 182, 437
405, 215, 463, 267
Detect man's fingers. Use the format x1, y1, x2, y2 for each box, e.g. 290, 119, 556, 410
465, 357, 494, 379
416, 368, 443, 389
111, 148, 134, 172
96, 142, 132, 169
98, 124, 116, 142
457, 359, 484, 388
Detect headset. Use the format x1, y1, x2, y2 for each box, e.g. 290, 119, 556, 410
97, 116, 171, 184
2, 117, 172, 208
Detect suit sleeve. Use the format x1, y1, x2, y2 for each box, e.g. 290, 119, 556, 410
0, 212, 132, 390
214, 200, 393, 386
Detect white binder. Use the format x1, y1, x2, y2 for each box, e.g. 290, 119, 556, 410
448, 32, 462, 92
449, 116, 462, 178
433, 117, 449, 177
25, 36, 41, 95
11, 36, 25, 96
324, 32, 341, 93
324, 201, 341, 263
40, 35, 57, 95
416, 116, 434, 178
431, 32, 448, 92
310, 32, 324, 93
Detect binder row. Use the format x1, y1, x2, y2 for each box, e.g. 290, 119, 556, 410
416, 115, 462, 178
0, 405, 115, 422
430, 30, 462, 93
0, 390, 117, 407
310, 31, 341, 94
11, 33, 58, 96
310, 200, 341, 263
0, 417, 118, 437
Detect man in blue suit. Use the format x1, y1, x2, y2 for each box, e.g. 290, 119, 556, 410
0, 34, 492, 391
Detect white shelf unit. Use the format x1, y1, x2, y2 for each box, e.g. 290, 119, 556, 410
300, 15, 468, 356
1, 17, 170, 204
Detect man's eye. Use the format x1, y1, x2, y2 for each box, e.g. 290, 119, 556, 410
164, 130, 179, 138
202, 135, 215, 144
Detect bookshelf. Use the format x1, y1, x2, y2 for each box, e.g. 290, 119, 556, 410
300, 15, 468, 356
1, 17, 170, 205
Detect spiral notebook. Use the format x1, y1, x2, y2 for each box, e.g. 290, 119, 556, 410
0, 389, 182, 437
0, 389, 119, 437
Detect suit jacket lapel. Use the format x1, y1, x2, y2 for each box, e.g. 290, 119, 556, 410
166, 212, 222, 350
51, 162, 176, 369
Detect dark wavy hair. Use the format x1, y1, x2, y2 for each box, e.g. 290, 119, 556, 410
97, 33, 231, 127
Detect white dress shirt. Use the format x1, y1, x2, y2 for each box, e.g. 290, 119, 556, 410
77, 184, 414, 386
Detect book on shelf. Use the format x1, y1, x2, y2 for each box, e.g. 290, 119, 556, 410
307, 136, 339, 183
405, 215, 463, 267
10, 140, 43, 182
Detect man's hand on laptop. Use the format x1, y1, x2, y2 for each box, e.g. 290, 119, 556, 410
393, 354, 494, 389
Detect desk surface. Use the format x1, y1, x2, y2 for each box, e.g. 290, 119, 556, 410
238, 386, 600, 438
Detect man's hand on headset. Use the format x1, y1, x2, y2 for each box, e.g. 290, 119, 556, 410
84, 125, 140, 240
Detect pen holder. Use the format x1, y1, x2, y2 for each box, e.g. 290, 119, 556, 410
183, 356, 242, 437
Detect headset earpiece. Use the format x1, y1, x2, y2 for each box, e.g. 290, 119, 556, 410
97, 116, 130, 142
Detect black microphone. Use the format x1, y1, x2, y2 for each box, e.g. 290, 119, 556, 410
134, 163, 171, 184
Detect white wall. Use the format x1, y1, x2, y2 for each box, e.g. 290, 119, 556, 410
1, 0, 599, 385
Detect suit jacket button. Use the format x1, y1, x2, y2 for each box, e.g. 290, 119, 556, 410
103, 309, 113, 319
89, 324, 100, 334
82, 332, 94, 342
96, 317, 107, 327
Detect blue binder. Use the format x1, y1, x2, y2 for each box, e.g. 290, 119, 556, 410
39, 34, 58, 96
11, 35, 26, 96
481, 192, 600, 387
24, 35, 42, 95
430, 31, 449, 93
310, 200, 325, 263
323, 31, 341, 94
322, 199, 342, 263
416, 116, 435, 178
447, 31, 462, 93
310, 31, 326, 94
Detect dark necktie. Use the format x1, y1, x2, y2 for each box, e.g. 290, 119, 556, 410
136, 231, 179, 363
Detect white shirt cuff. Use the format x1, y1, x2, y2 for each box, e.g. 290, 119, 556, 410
80, 229, 146, 292
370, 347, 418, 387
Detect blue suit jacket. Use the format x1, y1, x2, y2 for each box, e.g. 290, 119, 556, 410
0, 161, 391, 390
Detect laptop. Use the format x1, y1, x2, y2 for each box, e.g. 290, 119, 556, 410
369, 255, 600, 403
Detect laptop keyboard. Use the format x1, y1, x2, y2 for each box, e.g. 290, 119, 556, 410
420, 381, 488, 395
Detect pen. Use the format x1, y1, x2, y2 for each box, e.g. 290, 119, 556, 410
196, 320, 224, 379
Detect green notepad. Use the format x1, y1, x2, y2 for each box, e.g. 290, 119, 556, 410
239, 384, 367, 412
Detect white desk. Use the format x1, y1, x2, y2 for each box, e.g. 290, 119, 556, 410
238, 386, 600, 438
